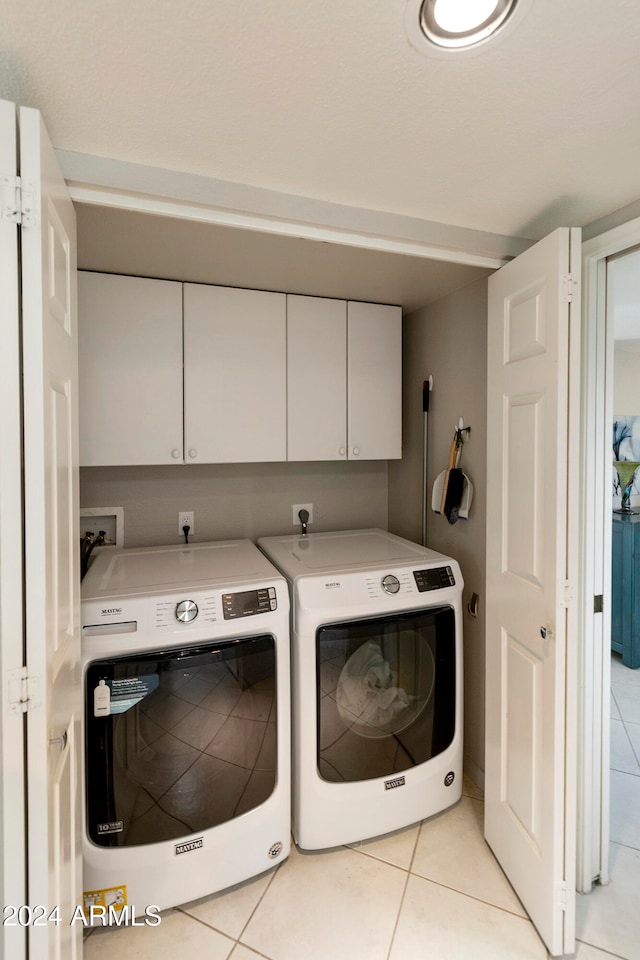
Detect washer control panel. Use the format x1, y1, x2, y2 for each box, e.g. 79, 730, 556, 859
222, 586, 278, 620
413, 566, 456, 592
155, 593, 216, 629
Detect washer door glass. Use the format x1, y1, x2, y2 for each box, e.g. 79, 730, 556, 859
316, 606, 455, 783
85, 634, 277, 847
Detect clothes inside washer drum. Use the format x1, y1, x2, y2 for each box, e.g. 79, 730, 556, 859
335, 640, 423, 738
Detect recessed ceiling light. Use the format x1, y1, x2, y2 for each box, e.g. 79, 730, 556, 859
405, 0, 532, 56
421, 0, 517, 48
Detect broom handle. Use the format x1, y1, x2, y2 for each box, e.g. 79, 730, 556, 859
439, 435, 461, 514
422, 414, 428, 546
422, 379, 431, 546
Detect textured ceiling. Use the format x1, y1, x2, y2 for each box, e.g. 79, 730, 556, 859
2, 0, 640, 241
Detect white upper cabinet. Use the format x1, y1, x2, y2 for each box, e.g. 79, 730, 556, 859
78, 272, 183, 466
347, 301, 402, 460
288, 296, 402, 461
287, 295, 348, 460
183, 283, 287, 463
78, 276, 400, 466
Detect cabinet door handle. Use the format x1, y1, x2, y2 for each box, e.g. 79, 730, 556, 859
188, 449, 198, 459
171, 448, 181, 459
338, 446, 346, 457
352, 446, 360, 457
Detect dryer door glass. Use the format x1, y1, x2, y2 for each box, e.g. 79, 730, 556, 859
85, 634, 276, 846
316, 606, 455, 783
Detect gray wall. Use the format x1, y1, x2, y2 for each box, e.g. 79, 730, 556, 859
614, 346, 640, 414
388, 276, 488, 785
80, 461, 389, 546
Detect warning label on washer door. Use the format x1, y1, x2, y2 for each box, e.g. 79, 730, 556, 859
94, 675, 159, 716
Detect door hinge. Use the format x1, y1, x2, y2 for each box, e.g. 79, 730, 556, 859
562, 273, 576, 303
561, 580, 575, 607
7, 667, 40, 714
556, 880, 568, 911
1, 175, 36, 227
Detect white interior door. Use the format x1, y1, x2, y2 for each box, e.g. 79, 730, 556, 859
0, 97, 27, 960
485, 227, 580, 956
20, 105, 82, 958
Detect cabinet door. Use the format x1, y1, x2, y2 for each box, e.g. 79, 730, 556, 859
184, 284, 287, 462
78, 272, 183, 465
287, 295, 347, 461
347, 302, 402, 460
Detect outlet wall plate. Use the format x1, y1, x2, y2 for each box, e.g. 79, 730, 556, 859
292, 503, 314, 526
178, 511, 195, 536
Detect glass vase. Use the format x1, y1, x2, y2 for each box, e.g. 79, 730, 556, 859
614, 460, 640, 515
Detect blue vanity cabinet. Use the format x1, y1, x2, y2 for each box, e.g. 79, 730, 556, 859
612, 513, 640, 668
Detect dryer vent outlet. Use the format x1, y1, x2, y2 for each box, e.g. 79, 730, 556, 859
292, 503, 314, 526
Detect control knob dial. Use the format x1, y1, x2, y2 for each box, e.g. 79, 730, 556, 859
176, 599, 198, 623
381, 574, 400, 595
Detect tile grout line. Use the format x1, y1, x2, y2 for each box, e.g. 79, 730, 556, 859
384, 819, 423, 960
621, 714, 640, 770
610, 715, 640, 776
173, 906, 237, 948
231, 942, 275, 960
407, 870, 537, 923
610, 836, 640, 854
174, 859, 282, 952
575, 932, 631, 960
235, 856, 286, 951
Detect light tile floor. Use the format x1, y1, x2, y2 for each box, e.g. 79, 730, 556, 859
575, 654, 640, 960
84, 657, 640, 960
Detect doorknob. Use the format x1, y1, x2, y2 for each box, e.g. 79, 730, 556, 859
540, 626, 553, 640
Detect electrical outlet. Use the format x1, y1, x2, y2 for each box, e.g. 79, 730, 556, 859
292, 503, 314, 526
178, 511, 195, 536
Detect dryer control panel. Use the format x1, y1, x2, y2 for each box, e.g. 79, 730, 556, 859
222, 586, 278, 619
413, 566, 456, 592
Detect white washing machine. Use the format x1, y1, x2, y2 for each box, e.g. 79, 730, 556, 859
80, 539, 290, 913
258, 528, 463, 850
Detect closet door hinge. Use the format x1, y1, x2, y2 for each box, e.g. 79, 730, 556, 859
555, 879, 568, 911
560, 579, 575, 608
1, 175, 36, 227
7, 667, 40, 714
562, 273, 576, 303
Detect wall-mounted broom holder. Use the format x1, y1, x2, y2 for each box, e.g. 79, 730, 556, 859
454, 423, 471, 458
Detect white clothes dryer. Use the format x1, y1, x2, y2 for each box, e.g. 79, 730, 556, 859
258, 528, 463, 850
80, 539, 290, 913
